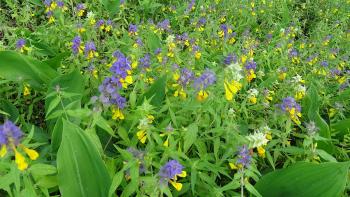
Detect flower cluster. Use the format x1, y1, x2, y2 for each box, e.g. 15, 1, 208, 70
159, 160, 187, 191
193, 69, 216, 101
279, 97, 302, 124
0, 120, 39, 171
173, 68, 194, 99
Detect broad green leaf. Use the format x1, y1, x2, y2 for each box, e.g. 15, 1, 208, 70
108, 170, 124, 197
0, 99, 20, 122
51, 118, 63, 153
146, 33, 161, 52
184, 123, 198, 152
0, 51, 58, 88
245, 183, 262, 197
45, 69, 84, 126
255, 162, 350, 197
304, 84, 333, 152
332, 118, 350, 140
142, 75, 167, 107
93, 114, 116, 137
43, 52, 69, 69
57, 120, 111, 197
100, 0, 120, 16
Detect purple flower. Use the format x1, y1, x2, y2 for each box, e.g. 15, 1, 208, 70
224, 54, 237, 65
135, 38, 143, 47
280, 97, 301, 112
289, 48, 298, 58
95, 19, 105, 28
128, 24, 137, 34
76, 3, 85, 11
126, 147, 146, 174
197, 17, 206, 27
16, 39, 26, 49
110, 52, 131, 78
44, 0, 52, 6
186, 0, 195, 12
193, 69, 216, 90
157, 19, 171, 31
320, 61, 328, 67
57, 1, 65, 8
0, 120, 23, 146
245, 60, 257, 71
139, 54, 151, 69
154, 48, 162, 55
236, 145, 251, 168
71, 36, 82, 54
84, 41, 96, 57
178, 68, 194, 87
159, 160, 184, 181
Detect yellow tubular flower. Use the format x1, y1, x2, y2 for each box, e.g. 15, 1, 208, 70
195, 51, 201, 59
257, 146, 266, 158
224, 80, 242, 101
112, 108, 124, 120
197, 90, 208, 101
229, 162, 238, 170
137, 130, 147, 144
23, 85, 30, 96
14, 150, 28, 171
0, 145, 7, 157
169, 180, 183, 191
21, 145, 39, 160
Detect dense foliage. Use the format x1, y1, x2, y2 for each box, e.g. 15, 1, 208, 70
0, 0, 349, 196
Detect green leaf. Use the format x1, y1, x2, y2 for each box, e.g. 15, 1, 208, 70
100, 0, 120, 16
57, 119, 111, 197
45, 69, 84, 125
316, 149, 337, 162
331, 118, 350, 140
304, 84, 332, 152
184, 123, 198, 152
93, 114, 116, 137
245, 182, 262, 197
51, 118, 63, 153
142, 75, 167, 107
0, 51, 58, 88
146, 33, 161, 52
255, 162, 350, 197
43, 52, 69, 69
0, 99, 20, 122
108, 170, 124, 197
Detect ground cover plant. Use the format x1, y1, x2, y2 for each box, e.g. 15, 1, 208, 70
0, 0, 349, 196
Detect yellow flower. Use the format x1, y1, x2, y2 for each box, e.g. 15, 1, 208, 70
249, 96, 257, 104
173, 73, 180, 81
279, 72, 286, 81
246, 69, 256, 82
23, 85, 30, 96
131, 61, 138, 69
241, 55, 247, 64
169, 180, 182, 191
174, 88, 187, 99
195, 51, 201, 60
197, 90, 208, 101
0, 145, 7, 157
257, 146, 265, 158
78, 10, 85, 17
48, 16, 55, 24
15, 150, 28, 171
21, 146, 39, 160
229, 162, 238, 170
137, 130, 147, 144
112, 108, 124, 120
295, 91, 305, 100
329, 108, 336, 118
224, 80, 242, 101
